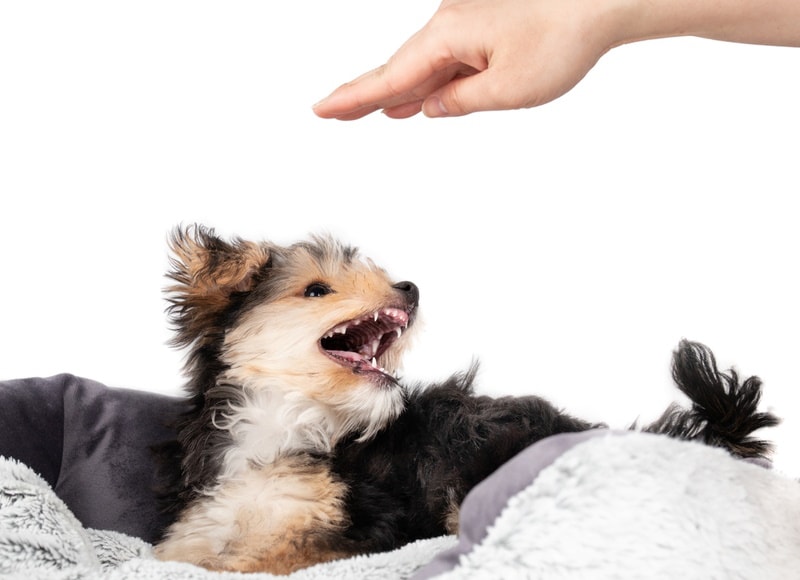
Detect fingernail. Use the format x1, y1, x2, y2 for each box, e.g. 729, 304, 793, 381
423, 96, 448, 118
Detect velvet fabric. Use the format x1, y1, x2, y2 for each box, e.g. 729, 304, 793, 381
0, 374, 188, 543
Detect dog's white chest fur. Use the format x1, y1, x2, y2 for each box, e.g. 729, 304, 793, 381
212, 385, 339, 480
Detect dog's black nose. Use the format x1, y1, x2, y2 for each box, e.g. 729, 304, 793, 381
392, 281, 419, 308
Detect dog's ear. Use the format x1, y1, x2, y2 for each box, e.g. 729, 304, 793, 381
166, 224, 271, 349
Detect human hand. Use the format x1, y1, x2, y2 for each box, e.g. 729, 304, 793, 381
313, 0, 800, 120
312, 0, 624, 120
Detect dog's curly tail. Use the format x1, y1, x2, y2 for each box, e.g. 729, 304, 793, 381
641, 340, 780, 460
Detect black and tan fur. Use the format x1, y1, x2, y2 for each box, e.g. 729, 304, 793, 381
155, 225, 778, 574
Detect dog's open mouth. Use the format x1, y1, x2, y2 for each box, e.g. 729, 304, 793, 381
320, 307, 409, 377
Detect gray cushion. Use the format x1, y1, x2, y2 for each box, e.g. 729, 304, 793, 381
0, 374, 188, 543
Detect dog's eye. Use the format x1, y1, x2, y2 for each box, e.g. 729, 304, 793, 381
304, 283, 332, 298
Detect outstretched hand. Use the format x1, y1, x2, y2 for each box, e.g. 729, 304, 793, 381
313, 0, 800, 120
313, 0, 618, 120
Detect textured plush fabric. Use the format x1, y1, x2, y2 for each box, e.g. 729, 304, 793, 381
0, 374, 188, 543
415, 431, 800, 580
413, 429, 608, 579
3, 431, 800, 579
0, 455, 454, 580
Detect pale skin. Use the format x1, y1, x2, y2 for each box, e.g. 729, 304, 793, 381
312, 0, 800, 120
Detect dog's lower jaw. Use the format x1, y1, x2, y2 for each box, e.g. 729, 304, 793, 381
333, 380, 407, 443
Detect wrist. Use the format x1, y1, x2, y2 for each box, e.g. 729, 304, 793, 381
606, 0, 800, 48
600, 0, 687, 48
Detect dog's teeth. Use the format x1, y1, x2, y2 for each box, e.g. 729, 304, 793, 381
371, 357, 377, 367
374, 312, 379, 322
396, 328, 402, 338
335, 325, 347, 334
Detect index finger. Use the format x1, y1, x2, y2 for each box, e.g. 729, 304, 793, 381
313, 29, 456, 119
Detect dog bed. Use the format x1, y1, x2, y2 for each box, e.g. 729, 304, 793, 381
2, 375, 799, 579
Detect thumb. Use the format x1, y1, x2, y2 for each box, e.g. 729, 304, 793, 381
422, 70, 511, 118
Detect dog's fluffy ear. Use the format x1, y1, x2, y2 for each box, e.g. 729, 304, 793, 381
166, 224, 270, 349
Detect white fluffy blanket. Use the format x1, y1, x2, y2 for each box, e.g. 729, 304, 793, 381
3, 432, 800, 579
0, 456, 453, 580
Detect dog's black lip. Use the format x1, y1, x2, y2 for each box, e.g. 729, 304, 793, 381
352, 361, 401, 387
320, 348, 400, 384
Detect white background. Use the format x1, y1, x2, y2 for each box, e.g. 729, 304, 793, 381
2, 2, 798, 475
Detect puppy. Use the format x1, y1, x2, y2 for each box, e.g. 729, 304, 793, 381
155, 225, 778, 574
